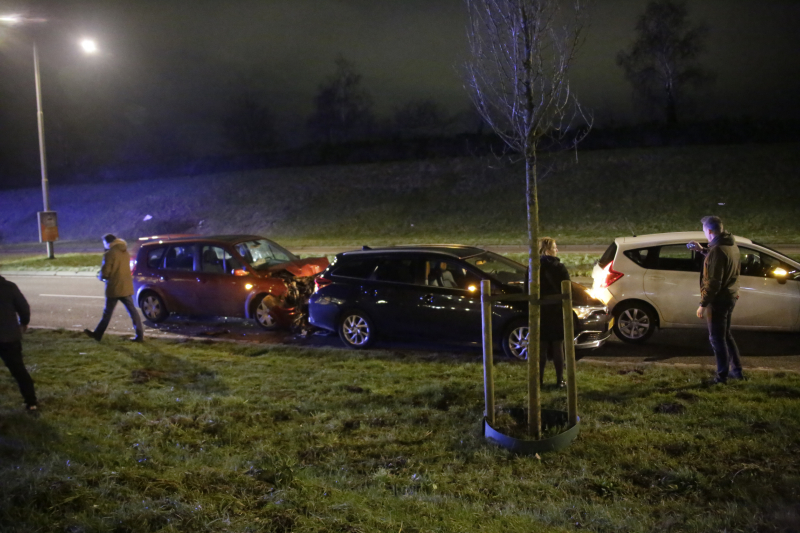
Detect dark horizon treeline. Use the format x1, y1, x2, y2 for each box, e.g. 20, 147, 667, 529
2, 115, 798, 191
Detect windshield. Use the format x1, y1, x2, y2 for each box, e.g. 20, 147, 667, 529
464, 252, 527, 285
235, 239, 298, 270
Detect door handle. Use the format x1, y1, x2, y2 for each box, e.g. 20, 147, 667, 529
196, 278, 206, 283
649, 276, 665, 281
423, 294, 435, 304
159, 276, 169, 281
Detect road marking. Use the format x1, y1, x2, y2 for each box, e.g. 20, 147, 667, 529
40, 294, 105, 299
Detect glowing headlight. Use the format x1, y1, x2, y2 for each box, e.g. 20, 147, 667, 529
574, 306, 604, 320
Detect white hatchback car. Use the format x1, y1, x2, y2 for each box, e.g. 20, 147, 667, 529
591, 232, 800, 343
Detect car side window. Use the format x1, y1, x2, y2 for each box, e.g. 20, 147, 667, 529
332, 258, 379, 279
372, 257, 418, 284
145, 246, 167, 269
424, 259, 481, 291
623, 247, 652, 267
653, 245, 703, 272
164, 245, 196, 271
201, 246, 227, 274
740, 247, 797, 280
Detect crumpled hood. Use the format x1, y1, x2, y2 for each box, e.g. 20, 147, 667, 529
264, 256, 329, 277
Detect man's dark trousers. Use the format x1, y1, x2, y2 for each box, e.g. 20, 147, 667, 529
706, 299, 743, 381
94, 296, 144, 339
0, 341, 37, 407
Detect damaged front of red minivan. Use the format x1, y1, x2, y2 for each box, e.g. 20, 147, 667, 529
132, 234, 328, 331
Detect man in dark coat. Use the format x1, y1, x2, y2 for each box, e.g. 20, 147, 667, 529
688, 216, 743, 384
0, 274, 37, 411
539, 237, 570, 387
84, 234, 145, 342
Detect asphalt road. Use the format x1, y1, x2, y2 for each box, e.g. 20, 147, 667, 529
6, 274, 799, 373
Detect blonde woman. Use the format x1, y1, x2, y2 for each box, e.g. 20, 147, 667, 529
539, 237, 570, 387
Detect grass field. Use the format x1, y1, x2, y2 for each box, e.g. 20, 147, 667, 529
1, 330, 799, 532
1, 143, 799, 248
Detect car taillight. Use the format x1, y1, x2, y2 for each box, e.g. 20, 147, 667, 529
600, 262, 624, 289
314, 275, 332, 293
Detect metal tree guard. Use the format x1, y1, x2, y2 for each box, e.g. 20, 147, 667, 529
481, 279, 580, 453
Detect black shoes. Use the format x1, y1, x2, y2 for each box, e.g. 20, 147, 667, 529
129, 337, 144, 343
83, 329, 101, 341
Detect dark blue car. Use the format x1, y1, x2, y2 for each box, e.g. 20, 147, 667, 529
309, 245, 612, 358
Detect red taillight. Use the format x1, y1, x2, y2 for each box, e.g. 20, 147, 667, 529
600, 262, 624, 289
314, 275, 332, 292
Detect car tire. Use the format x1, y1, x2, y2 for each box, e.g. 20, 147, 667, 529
613, 301, 656, 343
254, 295, 280, 330
139, 291, 168, 322
338, 310, 376, 349
502, 319, 529, 360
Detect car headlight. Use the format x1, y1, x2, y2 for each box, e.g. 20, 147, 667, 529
574, 306, 606, 319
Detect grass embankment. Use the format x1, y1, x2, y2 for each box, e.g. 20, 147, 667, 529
2, 330, 799, 532
1, 143, 799, 247
0, 253, 102, 272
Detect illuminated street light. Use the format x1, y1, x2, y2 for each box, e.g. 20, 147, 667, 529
1, 14, 99, 258
0, 14, 22, 25
80, 38, 98, 54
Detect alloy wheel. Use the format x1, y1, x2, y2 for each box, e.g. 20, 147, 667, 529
342, 315, 371, 346
507, 325, 529, 360
618, 308, 650, 340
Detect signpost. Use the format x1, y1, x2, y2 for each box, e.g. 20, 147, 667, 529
37, 210, 59, 245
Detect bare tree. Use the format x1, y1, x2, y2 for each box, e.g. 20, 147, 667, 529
616, 0, 713, 124
465, 0, 590, 438
307, 57, 374, 144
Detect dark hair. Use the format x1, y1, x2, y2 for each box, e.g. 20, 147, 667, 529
701, 216, 723, 234
103, 233, 117, 244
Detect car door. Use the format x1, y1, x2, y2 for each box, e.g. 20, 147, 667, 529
413, 257, 484, 342
358, 255, 423, 336
643, 244, 705, 326
734, 246, 800, 329
194, 245, 249, 318
159, 243, 200, 313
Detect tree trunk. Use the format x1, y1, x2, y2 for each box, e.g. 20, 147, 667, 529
525, 153, 542, 439
666, 85, 678, 125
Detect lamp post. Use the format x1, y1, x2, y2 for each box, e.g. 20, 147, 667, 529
31, 39, 55, 259
1, 15, 98, 259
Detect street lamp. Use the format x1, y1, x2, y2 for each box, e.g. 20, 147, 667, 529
1, 14, 99, 259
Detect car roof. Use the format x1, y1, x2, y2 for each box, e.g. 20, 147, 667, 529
138, 234, 265, 246
340, 244, 487, 259
614, 232, 753, 248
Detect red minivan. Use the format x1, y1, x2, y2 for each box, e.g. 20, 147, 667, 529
132, 234, 328, 329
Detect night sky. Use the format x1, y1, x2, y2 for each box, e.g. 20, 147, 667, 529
1, 0, 799, 181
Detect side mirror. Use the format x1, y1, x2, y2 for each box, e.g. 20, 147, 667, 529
773, 267, 788, 285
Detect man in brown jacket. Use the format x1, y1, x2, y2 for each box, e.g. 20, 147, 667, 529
84, 234, 145, 342
0, 274, 37, 411
688, 216, 743, 384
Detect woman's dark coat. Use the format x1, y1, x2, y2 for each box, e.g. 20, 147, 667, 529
539, 255, 571, 342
